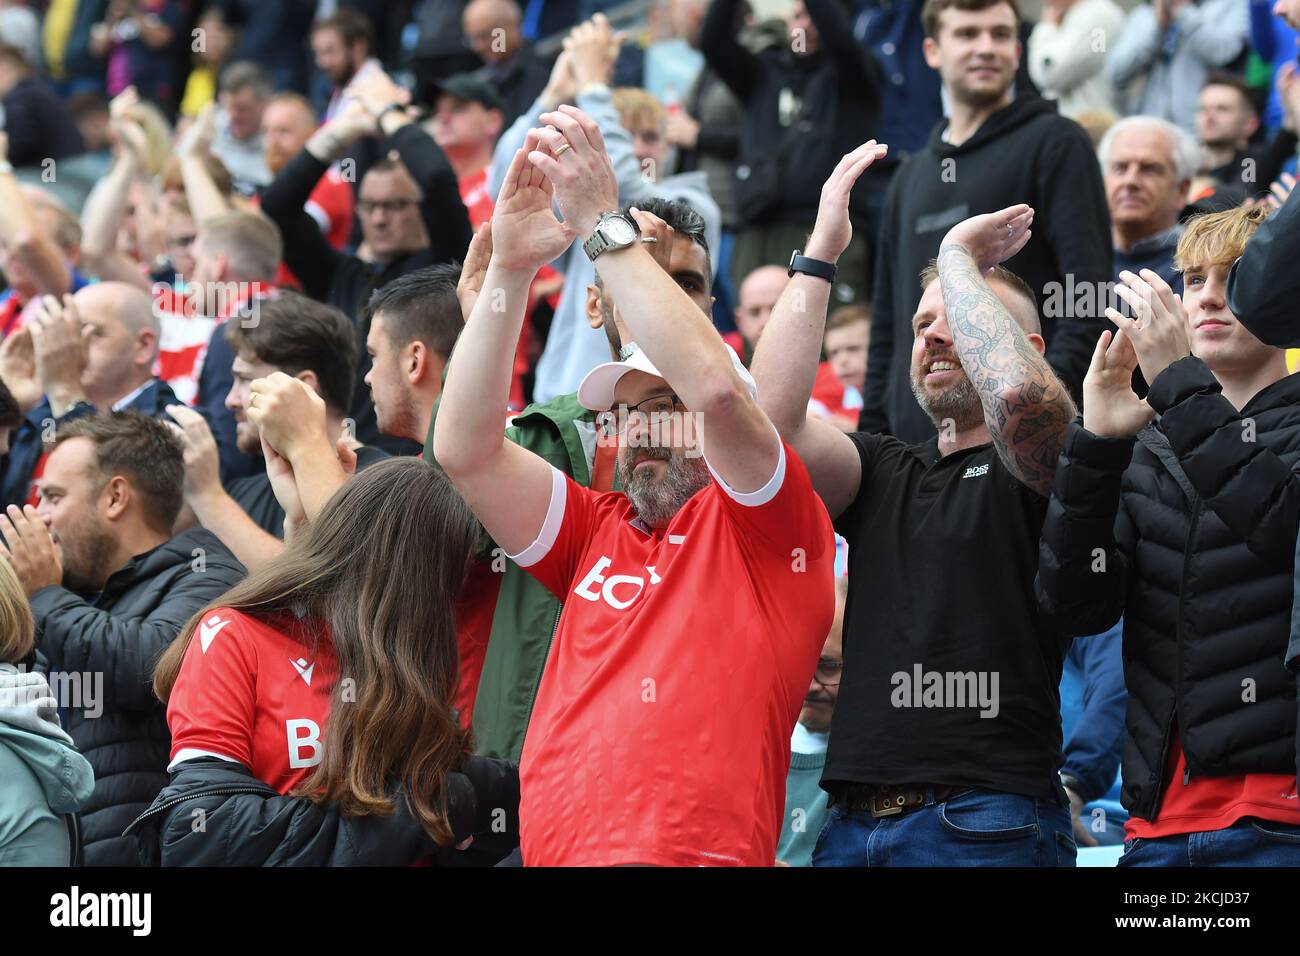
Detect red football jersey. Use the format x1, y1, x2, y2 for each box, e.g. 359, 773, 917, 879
1126, 734, 1300, 839
167, 608, 338, 794
511, 440, 835, 866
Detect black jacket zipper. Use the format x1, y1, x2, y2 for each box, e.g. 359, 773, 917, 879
123, 783, 280, 836
1151, 505, 1201, 818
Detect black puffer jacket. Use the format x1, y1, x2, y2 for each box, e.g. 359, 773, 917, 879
1037, 357, 1300, 821
33, 528, 245, 866
124, 755, 520, 866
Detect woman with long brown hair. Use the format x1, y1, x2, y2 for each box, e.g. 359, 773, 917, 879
127, 458, 519, 865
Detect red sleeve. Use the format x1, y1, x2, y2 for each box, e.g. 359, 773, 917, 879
307, 172, 355, 250
166, 608, 258, 769
504, 466, 605, 599
705, 436, 835, 563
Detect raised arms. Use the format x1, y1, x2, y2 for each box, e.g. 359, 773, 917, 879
937, 206, 1077, 495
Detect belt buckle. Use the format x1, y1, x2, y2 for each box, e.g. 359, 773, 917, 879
870, 792, 905, 818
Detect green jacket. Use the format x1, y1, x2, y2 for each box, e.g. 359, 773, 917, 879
426, 392, 614, 761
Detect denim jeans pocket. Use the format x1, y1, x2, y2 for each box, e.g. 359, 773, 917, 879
938, 790, 1039, 842
1248, 818, 1300, 844
811, 806, 839, 859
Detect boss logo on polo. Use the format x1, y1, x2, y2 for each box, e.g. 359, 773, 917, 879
962, 463, 990, 479
574, 556, 664, 610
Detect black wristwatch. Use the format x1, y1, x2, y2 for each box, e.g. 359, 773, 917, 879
788, 250, 836, 283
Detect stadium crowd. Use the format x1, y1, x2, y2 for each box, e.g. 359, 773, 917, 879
0, 0, 1298, 868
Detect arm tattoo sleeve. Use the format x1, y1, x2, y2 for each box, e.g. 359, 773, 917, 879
936, 242, 1077, 495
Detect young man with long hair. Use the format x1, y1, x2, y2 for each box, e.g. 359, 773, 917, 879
128, 459, 519, 865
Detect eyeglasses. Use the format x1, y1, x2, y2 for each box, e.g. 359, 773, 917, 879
812, 658, 843, 687
597, 392, 687, 438
357, 198, 419, 216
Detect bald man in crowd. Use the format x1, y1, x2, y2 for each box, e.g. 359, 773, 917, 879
0, 282, 181, 507
734, 265, 790, 361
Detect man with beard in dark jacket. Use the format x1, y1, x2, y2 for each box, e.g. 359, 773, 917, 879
0, 412, 244, 866
861, 0, 1111, 444
701, 0, 883, 308
1037, 204, 1300, 865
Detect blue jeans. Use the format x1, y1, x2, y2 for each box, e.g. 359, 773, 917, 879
1118, 817, 1300, 866
812, 787, 1077, 867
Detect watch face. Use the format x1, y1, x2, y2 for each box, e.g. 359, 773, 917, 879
602, 216, 637, 245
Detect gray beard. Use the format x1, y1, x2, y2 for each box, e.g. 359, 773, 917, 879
617, 447, 712, 527
910, 370, 985, 433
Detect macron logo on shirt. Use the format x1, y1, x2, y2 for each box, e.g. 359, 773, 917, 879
199, 615, 231, 653
290, 657, 315, 686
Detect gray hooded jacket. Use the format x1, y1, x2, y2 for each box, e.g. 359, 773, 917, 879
0, 663, 94, 865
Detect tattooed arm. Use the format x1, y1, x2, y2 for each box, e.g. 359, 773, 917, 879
937, 206, 1077, 496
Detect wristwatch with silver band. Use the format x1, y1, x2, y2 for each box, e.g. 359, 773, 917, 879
582, 212, 640, 261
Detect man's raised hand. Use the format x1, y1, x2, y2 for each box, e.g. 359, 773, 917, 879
940, 204, 1034, 273
260, 433, 307, 530
1082, 328, 1153, 438
457, 223, 494, 320
627, 206, 674, 274
805, 140, 890, 263
527, 105, 619, 239
245, 372, 329, 463
177, 102, 218, 160
490, 145, 577, 273
165, 404, 223, 500
564, 12, 623, 90
29, 295, 88, 415
0, 504, 62, 597
0, 325, 41, 413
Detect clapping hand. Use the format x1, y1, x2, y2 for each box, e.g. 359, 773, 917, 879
940, 204, 1034, 274
246, 372, 329, 463
524, 105, 619, 240
489, 144, 578, 273
0, 504, 63, 596
1082, 328, 1154, 438
29, 295, 88, 415
805, 140, 890, 263
1105, 268, 1191, 386
457, 224, 493, 320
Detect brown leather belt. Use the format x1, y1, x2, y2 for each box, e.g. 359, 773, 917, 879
833, 783, 976, 818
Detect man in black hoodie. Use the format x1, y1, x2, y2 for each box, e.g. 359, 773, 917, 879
0, 412, 244, 866
701, 0, 883, 307
861, 0, 1111, 444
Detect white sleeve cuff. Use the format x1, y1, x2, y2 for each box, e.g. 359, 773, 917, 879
304, 200, 330, 235
705, 428, 786, 508
505, 465, 568, 567
168, 748, 242, 772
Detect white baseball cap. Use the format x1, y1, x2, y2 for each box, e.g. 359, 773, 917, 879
576, 342, 758, 411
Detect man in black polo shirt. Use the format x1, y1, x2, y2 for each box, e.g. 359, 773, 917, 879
752, 141, 1078, 865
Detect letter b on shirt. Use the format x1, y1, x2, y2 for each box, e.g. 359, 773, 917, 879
286, 718, 323, 769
